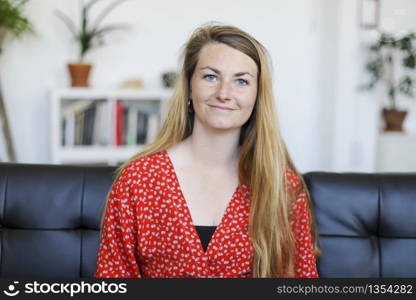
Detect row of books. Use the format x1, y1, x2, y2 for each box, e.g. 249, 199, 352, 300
61, 99, 160, 146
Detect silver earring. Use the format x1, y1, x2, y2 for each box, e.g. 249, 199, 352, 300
188, 99, 193, 113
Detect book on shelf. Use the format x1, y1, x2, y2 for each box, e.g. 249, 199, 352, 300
114, 100, 160, 147
92, 101, 109, 146
61, 99, 107, 146
85, 104, 97, 145
126, 104, 139, 145
75, 110, 82, 146
146, 114, 160, 144
115, 100, 124, 146
123, 103, 129, 145
60, 98, 161, 147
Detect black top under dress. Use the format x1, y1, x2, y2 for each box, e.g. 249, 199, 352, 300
195, 225, 217, 252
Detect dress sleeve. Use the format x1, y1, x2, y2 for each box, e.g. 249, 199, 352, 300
94, 166, 142, 278
287, 169, 319, 278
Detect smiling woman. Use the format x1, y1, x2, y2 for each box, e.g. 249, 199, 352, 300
94, 22, 321, 278
190, 43, 258, 132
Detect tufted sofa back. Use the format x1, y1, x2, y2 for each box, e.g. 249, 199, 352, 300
304, 172, 416, 277
0, 163, 114, 278
0, 163, 415, 277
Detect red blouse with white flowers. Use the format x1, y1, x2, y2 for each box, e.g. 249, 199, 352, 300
94, 150, 319, 278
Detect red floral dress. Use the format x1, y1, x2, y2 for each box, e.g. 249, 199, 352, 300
94, 150, 318, 278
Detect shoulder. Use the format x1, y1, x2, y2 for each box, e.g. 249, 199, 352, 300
110, 151, 169, 201
116, 150, 169, 187
121, 150, 167, 175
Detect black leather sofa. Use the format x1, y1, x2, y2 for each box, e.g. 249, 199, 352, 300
0, 163, 415, 278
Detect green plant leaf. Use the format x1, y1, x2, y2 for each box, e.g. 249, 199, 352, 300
399, 36, 412, 50
389, 87, 396, 98
362, 31, 416, 102
0, 0, 33, 38
369, 44, 380, 51
398, 76, 415, 97
54, 0, 129, 62
91, 23, 129, 37
403, 54, 415, 69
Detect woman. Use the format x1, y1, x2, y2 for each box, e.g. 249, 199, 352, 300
94, 23, 321, 278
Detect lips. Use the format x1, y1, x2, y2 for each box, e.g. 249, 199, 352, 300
208, 104, 235, 111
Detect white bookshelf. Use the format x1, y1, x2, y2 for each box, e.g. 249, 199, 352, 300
50, 88, 172, 165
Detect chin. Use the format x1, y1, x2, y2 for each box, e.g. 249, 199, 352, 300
204, 118, 230, 128
195, 115, 243, 131
206, 121, 240, 131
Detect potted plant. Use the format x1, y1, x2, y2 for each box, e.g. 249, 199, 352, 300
0, 0, 33, 52
362, 31, 416, 131
55, 0, 129, 87
0, 0, 33, 162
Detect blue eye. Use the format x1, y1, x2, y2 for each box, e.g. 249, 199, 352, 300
236, 79, 249, 86
203, 74, 217, 81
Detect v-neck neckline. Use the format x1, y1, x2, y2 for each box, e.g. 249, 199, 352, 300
163, 149, 240, 256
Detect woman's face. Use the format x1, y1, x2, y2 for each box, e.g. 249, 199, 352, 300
190, 42, 258, 132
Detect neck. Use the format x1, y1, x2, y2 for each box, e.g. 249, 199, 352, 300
184, 121, 241, 171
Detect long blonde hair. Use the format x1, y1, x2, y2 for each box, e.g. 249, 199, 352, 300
101, 22, 320, 277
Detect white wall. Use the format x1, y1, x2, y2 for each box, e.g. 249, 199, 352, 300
2, 0, 414, 172
0, 0, 338, 173
331, 0, 416, 172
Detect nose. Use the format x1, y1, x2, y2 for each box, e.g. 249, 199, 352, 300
216, 80, 231, 101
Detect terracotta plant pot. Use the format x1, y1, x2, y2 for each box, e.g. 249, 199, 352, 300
382, 108, 407, 132
67, 63, 92, 87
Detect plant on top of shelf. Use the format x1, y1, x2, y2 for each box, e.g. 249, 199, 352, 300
0, 0, 34, 53
55, 0, 129, 87
362, 31, 416, 132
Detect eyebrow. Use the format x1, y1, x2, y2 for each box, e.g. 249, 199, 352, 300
200, 66, 255, 78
